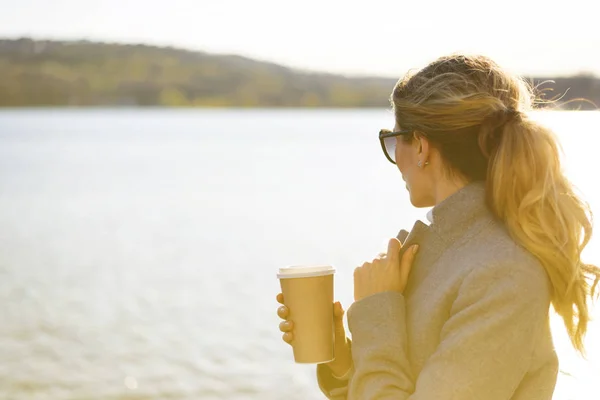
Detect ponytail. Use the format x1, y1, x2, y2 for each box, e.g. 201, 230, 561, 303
486, 112, 600, 353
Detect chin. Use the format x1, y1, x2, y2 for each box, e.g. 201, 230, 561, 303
410, 199, 429, 208
409, 191, 431, 208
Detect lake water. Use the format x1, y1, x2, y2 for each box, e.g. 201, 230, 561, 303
0, 109, 598, 400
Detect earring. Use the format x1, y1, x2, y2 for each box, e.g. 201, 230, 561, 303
417, 160, 422, 168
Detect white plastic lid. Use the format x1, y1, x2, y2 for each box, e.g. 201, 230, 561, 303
277, 265, 335, 279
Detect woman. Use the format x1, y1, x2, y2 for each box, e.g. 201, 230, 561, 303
275, 54, 600, 399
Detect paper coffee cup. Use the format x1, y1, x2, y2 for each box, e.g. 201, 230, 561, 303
278, 265, 335, 364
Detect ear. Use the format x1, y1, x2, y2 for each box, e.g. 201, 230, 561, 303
414, 132, 431, 162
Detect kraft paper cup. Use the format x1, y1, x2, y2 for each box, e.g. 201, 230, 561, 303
278, 265, 335, 364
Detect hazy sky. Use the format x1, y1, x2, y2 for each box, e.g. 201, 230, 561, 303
2, 0, 599, 77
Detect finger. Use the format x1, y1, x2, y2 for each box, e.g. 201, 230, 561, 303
279, 320, 294, 333
333, 302, 346, 340
353, 266, 361, 278
277, 305, 289, 320
376, 252, 387, 259
333, 301, 345, 319
399, 244, 419, 286
282, 332, 293, 344
387, 238, 402, 266
276, 293, 284, 304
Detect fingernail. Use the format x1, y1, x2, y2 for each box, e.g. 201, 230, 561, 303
412, 245, 419, 254
278, 306, 286, 313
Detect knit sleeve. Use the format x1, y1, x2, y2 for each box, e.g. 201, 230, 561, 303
316, 341, 354, 399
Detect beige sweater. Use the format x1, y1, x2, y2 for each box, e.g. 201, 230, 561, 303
317, 182, 558, 399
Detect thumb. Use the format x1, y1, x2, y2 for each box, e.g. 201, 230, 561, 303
333, 302, 346, 336
386, 237, 402, 265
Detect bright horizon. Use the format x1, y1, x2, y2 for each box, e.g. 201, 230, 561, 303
2, 0, 600, 78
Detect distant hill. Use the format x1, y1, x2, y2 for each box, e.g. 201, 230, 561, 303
0, 38, 598, 109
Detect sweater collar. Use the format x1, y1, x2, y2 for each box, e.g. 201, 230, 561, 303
429, 181, 492, 243
399, 181, 492, 245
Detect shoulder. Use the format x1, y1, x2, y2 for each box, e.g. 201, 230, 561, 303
455, 219, 552, 304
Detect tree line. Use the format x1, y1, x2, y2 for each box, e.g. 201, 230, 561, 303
0, 38, 598, 109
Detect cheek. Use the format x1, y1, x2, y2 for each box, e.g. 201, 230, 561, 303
395, 142, 413, 174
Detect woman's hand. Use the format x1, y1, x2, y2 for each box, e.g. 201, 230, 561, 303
354, 238, 418, 302
276, 293, 352, 376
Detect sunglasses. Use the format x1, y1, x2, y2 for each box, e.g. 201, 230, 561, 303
379, 128, 413, 164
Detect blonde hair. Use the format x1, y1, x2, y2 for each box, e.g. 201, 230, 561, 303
391, 54, 600, 354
